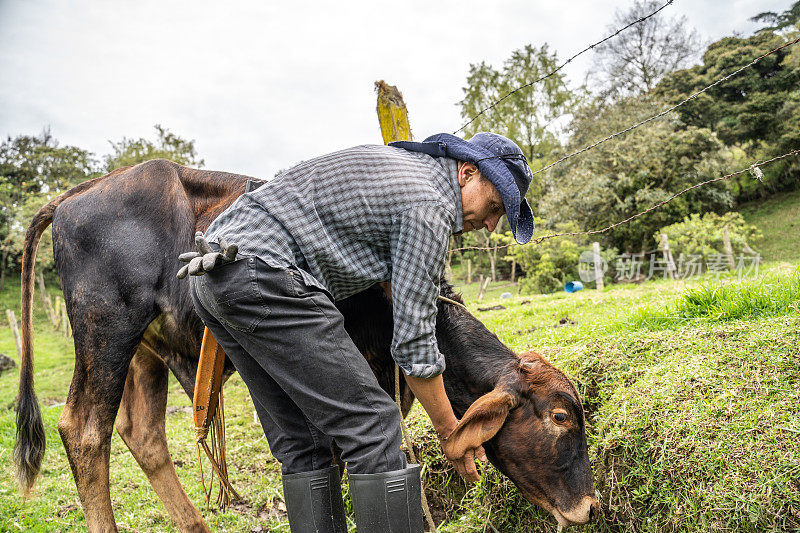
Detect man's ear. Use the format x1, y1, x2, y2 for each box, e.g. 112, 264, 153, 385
443, 387, 518, 458
457, 162, 479, 187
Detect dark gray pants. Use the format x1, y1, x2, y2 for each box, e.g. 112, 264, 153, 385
189, 256, 404, 475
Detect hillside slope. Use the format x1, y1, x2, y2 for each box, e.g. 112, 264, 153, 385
740, 188, 800, 263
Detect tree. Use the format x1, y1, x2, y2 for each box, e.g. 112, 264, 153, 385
458, 44, 578, 198
751, 1, 800, 33
105, 124, 204, 171
591, 0, 702, 99
0, 131, 98, 289
457, 44, 577, 279
540, 96, 734, 253
656, 28, 800, 199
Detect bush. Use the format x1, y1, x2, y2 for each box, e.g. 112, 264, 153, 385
497, 218, 617, 294
657, 211, 761, 261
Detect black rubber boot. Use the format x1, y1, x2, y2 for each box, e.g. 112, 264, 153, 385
282, 465, 347, 533
348, 464, 424, 533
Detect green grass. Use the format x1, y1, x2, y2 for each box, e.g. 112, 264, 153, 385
616, 267, 800, 330
1, 262, 799, 531
740, 187, 800, 263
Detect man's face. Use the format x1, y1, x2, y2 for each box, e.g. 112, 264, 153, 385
458, 162, 505, 233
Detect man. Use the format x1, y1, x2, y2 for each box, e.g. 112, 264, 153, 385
184, 132, 534, 533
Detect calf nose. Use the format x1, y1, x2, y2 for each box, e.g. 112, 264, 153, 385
587, 497, 600, 522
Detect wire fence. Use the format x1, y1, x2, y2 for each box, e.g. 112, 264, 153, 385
529, 35, 800, 178
447, 16, 800, 256
449, 148, 800, 254
453, 0, 676, 135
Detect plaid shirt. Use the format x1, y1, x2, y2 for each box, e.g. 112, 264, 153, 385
205, 144, 462, 378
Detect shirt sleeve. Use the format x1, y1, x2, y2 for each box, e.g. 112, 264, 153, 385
389, 202, 453, 378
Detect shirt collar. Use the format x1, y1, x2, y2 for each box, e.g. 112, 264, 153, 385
441, 158, 463, 234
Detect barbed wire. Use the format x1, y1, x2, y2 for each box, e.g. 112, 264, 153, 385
453, 0, 675, 135
530, 35, 800, 177
449, 148, 800, 253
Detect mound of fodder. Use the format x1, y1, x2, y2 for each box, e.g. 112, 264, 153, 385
402, 405, 562, 532
551, 282, 800, 531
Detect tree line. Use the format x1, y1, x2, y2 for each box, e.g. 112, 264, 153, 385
0, 126, 202, 289
455, 0, 799, 291
2, 1, 797, 294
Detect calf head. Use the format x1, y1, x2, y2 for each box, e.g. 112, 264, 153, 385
444, 351, 598, 527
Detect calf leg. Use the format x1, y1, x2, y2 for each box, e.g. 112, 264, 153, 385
115, 346, 209, 533
57, 340, 138, 532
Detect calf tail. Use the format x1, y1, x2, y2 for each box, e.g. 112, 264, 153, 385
14, 171, 118, 495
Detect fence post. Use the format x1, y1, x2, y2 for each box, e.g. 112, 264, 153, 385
510, 259, 516, 283
722, 227, 735, 270
376, 80, 438, 533
477, 276, 491, 303
6, 309, 22, 359
660, 233, 678, 279
62, 300, 70, 337
466, 259, 472, 284
592, 242, 604, 291
37, 273, 55, 323
53, 295, 62, 327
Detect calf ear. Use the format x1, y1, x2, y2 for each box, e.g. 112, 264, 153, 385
443, 388, 518, 459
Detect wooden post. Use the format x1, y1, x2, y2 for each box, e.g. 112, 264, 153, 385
53, 295, 62, 326
466, 259, 472, 284
660, 233, 677, 279
510, 259, 516, 283
6, 309, 22, 359
62, 300, 70, 337
376, 80, 438, 533
375, 81, 412, 144
722, 227, 735, 270
37, 272, 54, 323
477, 276, 491, 303
592, 242, 604, 291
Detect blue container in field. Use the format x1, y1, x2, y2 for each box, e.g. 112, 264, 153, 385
564, 281, 584, 293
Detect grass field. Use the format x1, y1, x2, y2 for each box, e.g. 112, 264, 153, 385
1, 261, 799, 531
740, 187, 800, 263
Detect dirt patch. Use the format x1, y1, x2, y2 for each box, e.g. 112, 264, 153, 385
227, 498, 287, 532
477, 304, 506, 312
0, 353, 16, 374
166, 405, 192, 415
57, 503, 79, 517
516, 316, 577, 334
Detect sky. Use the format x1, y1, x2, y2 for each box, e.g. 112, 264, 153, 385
0, 0, 793, 179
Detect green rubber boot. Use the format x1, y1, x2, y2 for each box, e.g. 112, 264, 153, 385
281, 465, 347, 533
348, 464, 424, 533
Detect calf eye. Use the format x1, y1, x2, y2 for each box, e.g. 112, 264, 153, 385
552, 410, 568, 423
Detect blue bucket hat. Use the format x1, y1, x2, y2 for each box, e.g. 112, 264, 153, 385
390, 132, 534, 244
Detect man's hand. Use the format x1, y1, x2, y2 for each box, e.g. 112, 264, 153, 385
176, 232, 238, 279
439, 427, 487, 482
403, 373, 487, 482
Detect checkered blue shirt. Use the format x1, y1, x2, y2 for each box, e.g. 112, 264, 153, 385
205, 144, 463, 378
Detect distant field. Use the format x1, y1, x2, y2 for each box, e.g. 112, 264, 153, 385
740, 187, 800, 263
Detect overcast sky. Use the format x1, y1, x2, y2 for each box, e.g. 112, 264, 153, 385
0, 0, 792, 178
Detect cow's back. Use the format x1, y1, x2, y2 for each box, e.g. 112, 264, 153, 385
51, 159, 252, 394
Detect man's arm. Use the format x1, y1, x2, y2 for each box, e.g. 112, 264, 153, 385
388, 203, 485, 481
404, 373, 486, 481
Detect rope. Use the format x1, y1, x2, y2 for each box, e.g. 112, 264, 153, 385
453, 0, 676, 135
196, 387, 241, 509
395, 364, 438, 532
437, 295, 470, 313
448, 148, 800, 253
